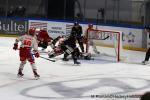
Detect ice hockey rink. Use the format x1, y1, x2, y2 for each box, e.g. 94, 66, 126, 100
1, 37, 150, 100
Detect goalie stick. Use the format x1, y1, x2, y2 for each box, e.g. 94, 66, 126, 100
39, 56, 56, 62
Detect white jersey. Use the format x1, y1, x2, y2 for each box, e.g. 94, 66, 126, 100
17, 34, 38, 51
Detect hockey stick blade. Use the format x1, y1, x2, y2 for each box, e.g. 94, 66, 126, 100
90, 36, 109, 40
100, 36, 109, 40
39, 56, 55, 62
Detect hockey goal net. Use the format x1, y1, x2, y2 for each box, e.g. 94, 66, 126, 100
85, 29, 123, 62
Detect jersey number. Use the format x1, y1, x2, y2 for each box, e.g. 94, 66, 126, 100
24, 40, 32, 46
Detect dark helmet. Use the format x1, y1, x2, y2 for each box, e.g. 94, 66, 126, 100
74, 22, 79, 26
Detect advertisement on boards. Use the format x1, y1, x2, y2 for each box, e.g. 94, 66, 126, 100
0, 19, 28, 35
95, 26, 143, 48
29, 20, 74, 38
29, 21, 48, 30
29, 20, 143, 49
47, 21, 68, 38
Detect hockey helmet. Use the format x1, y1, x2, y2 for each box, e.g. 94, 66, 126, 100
28, 28, 35, 36
74, 22, 79, 26
88, 24, 93, 28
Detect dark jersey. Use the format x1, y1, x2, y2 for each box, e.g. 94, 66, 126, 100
71, 25, 82, 37
63, 35, 76, 48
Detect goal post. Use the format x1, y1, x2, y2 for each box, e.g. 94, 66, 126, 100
85, 29, 123, 62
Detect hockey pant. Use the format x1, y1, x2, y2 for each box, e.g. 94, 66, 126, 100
77, 37, 84, 52
63, 45, 79, 61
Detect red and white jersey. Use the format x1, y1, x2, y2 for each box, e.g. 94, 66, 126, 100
37, 30, 51, 42
17, 34, 38, 51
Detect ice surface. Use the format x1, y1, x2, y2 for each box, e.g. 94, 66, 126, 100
0, 37, 150, 100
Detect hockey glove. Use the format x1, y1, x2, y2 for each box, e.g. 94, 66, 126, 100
34, 51, 40, 58
13, 43, 18, 50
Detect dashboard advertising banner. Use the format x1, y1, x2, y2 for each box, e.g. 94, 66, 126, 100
0, 19, 28, 35
29, 20, 143, 49
29, 20, 73, 38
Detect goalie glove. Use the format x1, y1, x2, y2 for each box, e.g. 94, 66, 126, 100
13, 43, 18, 50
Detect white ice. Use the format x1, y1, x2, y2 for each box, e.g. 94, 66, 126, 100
0, 37, 150, 100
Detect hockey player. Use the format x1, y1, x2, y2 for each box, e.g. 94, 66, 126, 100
142, 25, 150, 65
13, 28, 40, 79
85, 24, 100, 54
71, 22, 84, 52
48, 34, 80, 64
61, 34, 81, 64
50, 35, 64, 49
48, 36, 65, 58
37, 29, 52, 50
48, 35, 93, 61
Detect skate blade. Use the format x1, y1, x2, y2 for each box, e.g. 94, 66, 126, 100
17, 75, 23, 78
34, 77, 40, 80
74, 63, 81, 66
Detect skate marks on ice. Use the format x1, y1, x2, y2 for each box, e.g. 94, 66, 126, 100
20, 76, 150, 99
0, 72, 33, 88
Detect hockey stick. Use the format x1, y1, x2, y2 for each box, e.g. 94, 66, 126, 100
39, 56, 55, 62
89, 35, 109, 40
15, 47, 55, 62
100, 36, 109, 40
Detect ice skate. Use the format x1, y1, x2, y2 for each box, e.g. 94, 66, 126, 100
33, 70, 40, 80
62, 57, 69, 61
142, 61, 148, 65
34, 74, 40, 80
93, 49, 100, 54
17, 69, 24, 77
74, 60, 81, 65
92, 45, 100, 54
